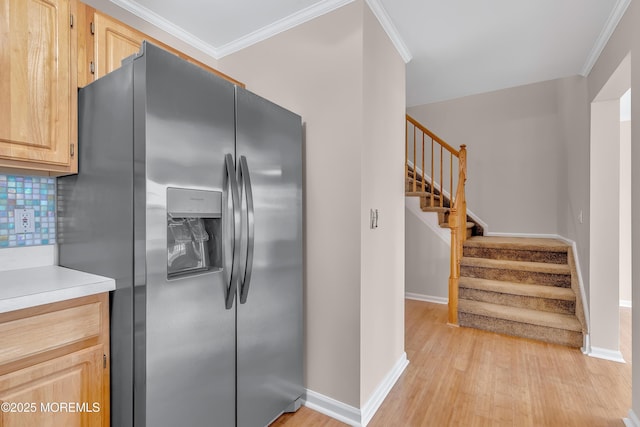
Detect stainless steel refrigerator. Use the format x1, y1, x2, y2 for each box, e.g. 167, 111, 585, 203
57, 42, 303, 427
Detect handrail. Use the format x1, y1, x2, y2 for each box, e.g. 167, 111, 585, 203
405, 115, 467, 326
406, 115, 459, 156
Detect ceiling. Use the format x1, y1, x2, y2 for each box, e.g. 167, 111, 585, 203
89, 0, 630, 107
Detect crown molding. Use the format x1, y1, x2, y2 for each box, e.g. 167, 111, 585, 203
580, 0, 631, 76
110, 0, 412, 63
111, 0, 359, 59
216, 0, 356, 58
365, 0, 412, 63
110, 0, 221, 58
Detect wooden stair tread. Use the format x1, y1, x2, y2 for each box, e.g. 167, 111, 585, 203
405, 191, 440, 197
458, 277, 575, 301
439, 221, 474, 229
422, 206, 449, 213
458, 299, 582, 332
464, 236, 569, 252
460, 257, 570, 275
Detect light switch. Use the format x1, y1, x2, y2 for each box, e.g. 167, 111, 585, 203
14, 209, 35, 233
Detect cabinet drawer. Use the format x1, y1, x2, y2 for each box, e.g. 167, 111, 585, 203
0, 302, 102, 366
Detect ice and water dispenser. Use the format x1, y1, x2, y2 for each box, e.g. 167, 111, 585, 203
166, 188, 223, 278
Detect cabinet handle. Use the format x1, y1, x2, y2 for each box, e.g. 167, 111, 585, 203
90, 61, 95, 75
103, 354, 106, 369
70, 14, 74, 28
70, 144, 75, 157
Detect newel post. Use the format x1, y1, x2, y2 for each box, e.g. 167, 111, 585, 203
448, 144, 467, 326
448, 206, 459, 326
457, 145, 468, 257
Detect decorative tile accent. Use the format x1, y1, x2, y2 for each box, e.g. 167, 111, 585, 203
0, 175, 56, 248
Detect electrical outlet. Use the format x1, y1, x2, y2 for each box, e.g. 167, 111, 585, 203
14, 209, 35, 233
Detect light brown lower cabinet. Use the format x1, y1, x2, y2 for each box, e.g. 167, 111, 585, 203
0, 293, 110, 427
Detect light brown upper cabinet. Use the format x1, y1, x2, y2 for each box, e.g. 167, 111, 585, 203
0, 0, 78, 175
90, 10, 243, 86
92, 11, 146, 79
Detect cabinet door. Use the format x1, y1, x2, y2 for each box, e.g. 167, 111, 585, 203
0, 345, 105, 427
93, 12, 244, 86
0, 0, 76, 173
93, 12, 146, 79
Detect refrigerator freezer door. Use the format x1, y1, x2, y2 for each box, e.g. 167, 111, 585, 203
136, 44, 237, 427
235, 88, 304, 427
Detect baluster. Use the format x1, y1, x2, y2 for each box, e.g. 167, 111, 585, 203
431, 138, 434, 207
450, 152, 453, 205
440, 146, 444, 207
405, 120, 408, 190
413, 127, 417, 192
421, 133, 425, 193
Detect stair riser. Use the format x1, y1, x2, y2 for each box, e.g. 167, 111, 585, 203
405, 182, 414, 192
459, 288, 575, 315
420, 196, 442, 210
458, 312, 583, 348
463, 247, 567, 264
460, 266, 571, 287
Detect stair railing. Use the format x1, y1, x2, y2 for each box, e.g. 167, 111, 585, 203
405, 115, 467, 325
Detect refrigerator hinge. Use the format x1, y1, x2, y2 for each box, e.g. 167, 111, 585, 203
103, 354, 107, 369
283, 397, 303, 414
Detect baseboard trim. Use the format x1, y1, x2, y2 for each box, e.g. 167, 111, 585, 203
361, 353, 409, 426
588, 346, 626, 363
303, 353, 409, 427
563, 239, 591, 355
405, 292, 448, 305
303, 390, 361, 426
624, 409, 640, 427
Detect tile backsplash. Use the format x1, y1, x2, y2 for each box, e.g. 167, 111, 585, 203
0, 175, 56, 248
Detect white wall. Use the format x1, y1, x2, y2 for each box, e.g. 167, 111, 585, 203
555, 76, 590, 297
360, 4, 406, 407
589, 100, 621, 353
620, 120, 632, 306
630, 0, 640, 418
582, 0, 638, 419
405, 206, 449, 301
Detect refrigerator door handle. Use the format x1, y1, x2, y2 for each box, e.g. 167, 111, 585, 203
225, 153, 241, 309
239, 155, 255, 304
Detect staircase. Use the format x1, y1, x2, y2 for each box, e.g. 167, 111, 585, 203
405, 165, 482, 237
405, 114, 586, 348
457, 236, 585, 347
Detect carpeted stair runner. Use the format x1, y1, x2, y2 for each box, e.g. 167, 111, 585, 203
405, 166, 481, 237
458, 236, 584, 348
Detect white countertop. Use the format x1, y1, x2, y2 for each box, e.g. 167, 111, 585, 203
0, 266, 115, 314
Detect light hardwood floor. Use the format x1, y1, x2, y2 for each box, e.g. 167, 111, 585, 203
272, 300, 632, 427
